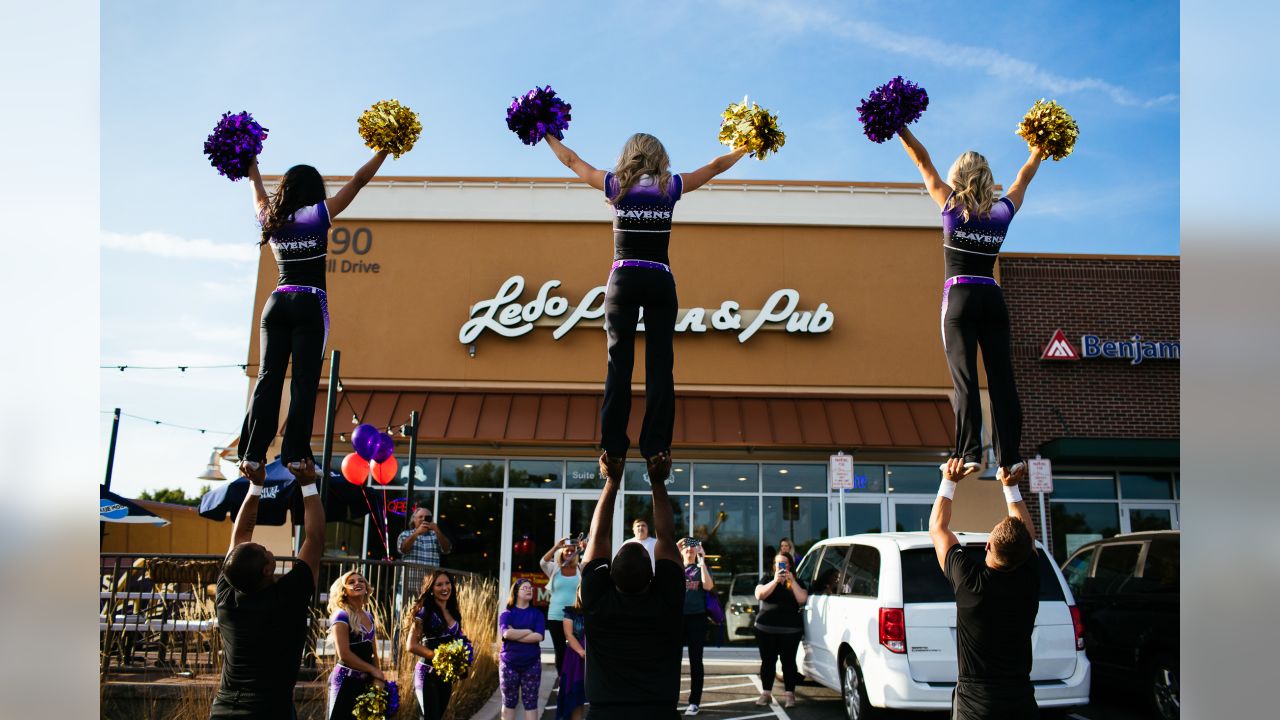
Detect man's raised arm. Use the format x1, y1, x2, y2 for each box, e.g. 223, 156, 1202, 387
584, 457, 622, 564
292, 459, 326, 582
929, 458, 963, 570
228, 461, 265, 555
648, 453, 678, 565
998, 466, 1038, 552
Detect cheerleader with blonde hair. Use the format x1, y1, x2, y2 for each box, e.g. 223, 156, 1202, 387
897, 126, 1046, 482
326, 570, 386, 719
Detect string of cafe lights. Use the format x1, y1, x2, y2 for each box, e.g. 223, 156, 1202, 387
101, 355, 333, 372
101, 410, 236, 436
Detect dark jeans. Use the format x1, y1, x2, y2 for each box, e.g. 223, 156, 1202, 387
941, 284, 1023, 468
600, 267, 678, 459
549, 618, 568, 676
756, 630, 801, 692
238, 290, 326, 464
683, 613, 708, 704
951, 681, 1039, 720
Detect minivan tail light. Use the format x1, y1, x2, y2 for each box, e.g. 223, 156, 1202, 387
879, 608, 906, 654
1069, 605, 1085, 651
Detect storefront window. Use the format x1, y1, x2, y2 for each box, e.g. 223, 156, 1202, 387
692, 495, 760, 601
893, 502, 933, 532
509, 459, 563, 489
694, 463, 760, 493
622, 494, 691, 541
397, 457, 437, 487
850, 465, 886, 493
762, 463, 826, 493
762, 496, 828, 560
1119, 472, 1175, 500
843, 503, 883, 535
886, 465, 937, 494
440, 459, 503, 488
566, 460, 606, 490
1052, 475, 1118, 499
1051, 502, 1120, 564
437, 491, 503, 577
623, 463, 691, 492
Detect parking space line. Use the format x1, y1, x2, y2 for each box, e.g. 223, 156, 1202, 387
746, 674, 790, 720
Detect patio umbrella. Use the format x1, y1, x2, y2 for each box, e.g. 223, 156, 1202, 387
198, 472, 298, 526
100, 486, 169, 526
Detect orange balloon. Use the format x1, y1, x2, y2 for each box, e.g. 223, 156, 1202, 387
371, 457, 399, 486
341, 453, 370, 484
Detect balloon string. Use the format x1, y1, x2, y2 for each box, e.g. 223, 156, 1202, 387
359, 473, 391, 557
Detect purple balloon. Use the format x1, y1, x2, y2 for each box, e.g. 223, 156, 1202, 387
373, 432, 395, 464
352, 423, 380, 461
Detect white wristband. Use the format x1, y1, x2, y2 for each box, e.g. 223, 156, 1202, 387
937, 479, 957, 500
247, 484, 263, 497
301, 484, 319, 498
1002, 484, 1023, 504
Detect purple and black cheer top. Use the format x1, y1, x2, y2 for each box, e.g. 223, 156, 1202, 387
331, 609, 377, 666
604, 172, 683, 266
262, 201, 331, 290
941, 194, 1017, 280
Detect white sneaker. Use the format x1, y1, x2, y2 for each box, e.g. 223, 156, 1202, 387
755, 692, 773, 706
938, 460, 984, 481
684, 704, 700, 716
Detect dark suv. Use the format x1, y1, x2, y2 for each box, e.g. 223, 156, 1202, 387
1061, 531, 1179, 719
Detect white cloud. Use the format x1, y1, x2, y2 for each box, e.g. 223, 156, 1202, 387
718, 0, 1177, 108
102, 230, 257, 263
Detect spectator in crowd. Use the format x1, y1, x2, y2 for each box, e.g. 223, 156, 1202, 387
398, 506, 452, 602
499, 578, 546, 720
541, 537, 582, 680
406, 570, 468, 720
623, 518, 658, 570
557, 587, 588, 720
326, 571, 385, 719
210, 459, 323, 719
753, 552, 808, 708
678, 538, 715, 716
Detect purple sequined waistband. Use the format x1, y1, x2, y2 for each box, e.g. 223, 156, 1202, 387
942, 275, 998, 290
611, 259, 671, 273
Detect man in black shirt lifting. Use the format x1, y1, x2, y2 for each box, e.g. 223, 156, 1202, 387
930, 457, 1041, 720
581, 452, 684, 719
210, 459, 325, 719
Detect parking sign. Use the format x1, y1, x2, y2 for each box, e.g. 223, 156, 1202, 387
1028, 458, 1053, 493
830, 453, 854, 490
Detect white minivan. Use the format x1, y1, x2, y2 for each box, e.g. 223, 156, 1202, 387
795, 532, 1090, 719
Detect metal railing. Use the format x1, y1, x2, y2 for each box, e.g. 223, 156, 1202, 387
100, 553, 478, 676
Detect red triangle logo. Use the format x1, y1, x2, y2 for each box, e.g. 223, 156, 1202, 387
1041, 329, 1079, 360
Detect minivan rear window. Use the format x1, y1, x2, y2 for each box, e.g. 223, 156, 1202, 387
900, 546, 1066, 603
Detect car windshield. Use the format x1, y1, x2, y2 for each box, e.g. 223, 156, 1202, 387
731, 575, 756, 596
900, 546, 1067, 604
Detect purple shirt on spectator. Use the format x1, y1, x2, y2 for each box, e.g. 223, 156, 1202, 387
499, 605, 546, 671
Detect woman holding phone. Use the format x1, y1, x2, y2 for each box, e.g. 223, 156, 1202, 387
753, 552, 808, 708
540, 537, 582, 680
678, 537, 715, 715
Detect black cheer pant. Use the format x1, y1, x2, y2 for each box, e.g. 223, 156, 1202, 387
601, 267, 678, 459
756, 630, 801, 693
940, 283, 1023, 468
683, 613, 708, 705
549, 618, 568, 677
238, 290, 326, 464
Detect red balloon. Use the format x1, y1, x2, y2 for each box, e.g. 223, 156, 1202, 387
371, 457, 399, 485
341, 453, 370, 484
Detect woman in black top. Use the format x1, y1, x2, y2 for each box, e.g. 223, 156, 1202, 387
753, 552, 808, 708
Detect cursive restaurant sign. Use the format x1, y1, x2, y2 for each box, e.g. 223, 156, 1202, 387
459, 276, 834, 345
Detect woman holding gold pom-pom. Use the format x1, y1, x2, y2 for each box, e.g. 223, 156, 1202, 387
407, 569, 468, 720
543, 131, 746, 484
895, 123, 1049, 484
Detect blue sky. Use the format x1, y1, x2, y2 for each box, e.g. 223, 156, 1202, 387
100, 0, 1179, 497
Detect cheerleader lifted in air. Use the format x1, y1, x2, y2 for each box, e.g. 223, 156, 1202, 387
544, 132, 746, 483
896, 126, 1046, 482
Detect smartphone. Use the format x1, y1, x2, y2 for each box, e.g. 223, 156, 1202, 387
777, 561, 788, 571
685, 537, 702, 548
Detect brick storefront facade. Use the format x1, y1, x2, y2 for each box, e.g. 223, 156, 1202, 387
1000, 254, 1180, 556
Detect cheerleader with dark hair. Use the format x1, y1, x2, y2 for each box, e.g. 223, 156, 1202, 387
896, 126, 1046, 482
236, 149, 390, 474
545, 133, 746, 483
406, 569, 468, 720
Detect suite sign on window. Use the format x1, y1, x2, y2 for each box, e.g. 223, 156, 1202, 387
459, 275, 835, 344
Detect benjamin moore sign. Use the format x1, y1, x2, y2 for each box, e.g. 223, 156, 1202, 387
460, 275, 834, 345
1041, 328, 1180, 365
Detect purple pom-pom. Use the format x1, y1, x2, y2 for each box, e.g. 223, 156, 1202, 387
386, 680, 399, 714
857, 76, 929, 144
203, 111, 268, 180
506, 86, 572, 146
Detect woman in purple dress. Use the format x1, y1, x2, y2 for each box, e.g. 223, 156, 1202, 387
544, 133, 747, 484
896, 126, 1046, 483
406, 569, 467, 720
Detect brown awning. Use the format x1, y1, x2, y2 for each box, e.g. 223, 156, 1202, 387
309, 389, 954, 451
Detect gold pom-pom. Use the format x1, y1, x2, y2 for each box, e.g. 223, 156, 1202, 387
1016, 99, 1079, 161
718, 96, 785, 160
352, 686, 389, 720
431, 639, 472, 684
358, 99, 422, 159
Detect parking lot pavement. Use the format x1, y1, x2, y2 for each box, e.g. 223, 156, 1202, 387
539, 658, 1149, 720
